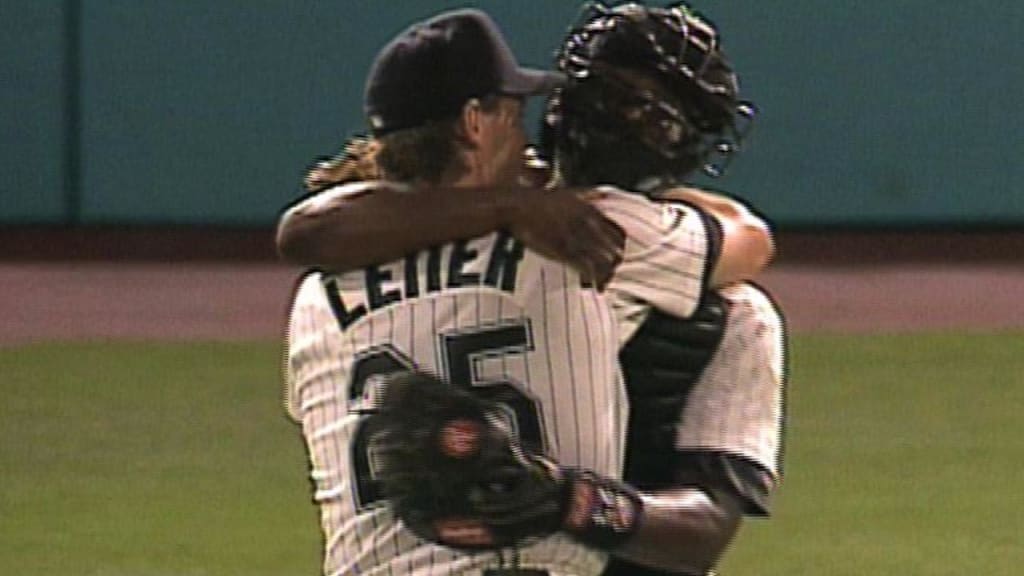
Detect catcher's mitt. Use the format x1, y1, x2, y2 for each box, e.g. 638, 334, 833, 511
374, 370, 643, 551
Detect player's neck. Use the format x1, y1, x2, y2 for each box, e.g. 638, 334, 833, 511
444, 149, 506, 188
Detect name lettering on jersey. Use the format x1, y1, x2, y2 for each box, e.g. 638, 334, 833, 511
324, 232, 524, 330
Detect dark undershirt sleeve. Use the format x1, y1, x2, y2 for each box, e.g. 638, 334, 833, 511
673, 450, 776, 516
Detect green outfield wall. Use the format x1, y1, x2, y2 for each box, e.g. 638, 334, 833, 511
3, 1, 1022, 226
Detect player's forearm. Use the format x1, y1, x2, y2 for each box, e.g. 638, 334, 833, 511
276, 183, 512, 270
612, 487, 743, 574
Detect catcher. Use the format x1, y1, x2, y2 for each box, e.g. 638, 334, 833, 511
280, 3, 784, 575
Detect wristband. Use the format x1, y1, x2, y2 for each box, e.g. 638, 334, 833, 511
561, 469, 644, 549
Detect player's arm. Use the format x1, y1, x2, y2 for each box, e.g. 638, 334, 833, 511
554, 447, 775, 574
609, 283, 787, 574
612, 485, 742, 574
656, 186, 775, 287
608, 451, 777, 574
544, 453, 775, 574
377, 370, 779, 574
373, 370, 737, 573
276, 181, 624, 285
278, 180, 508, 269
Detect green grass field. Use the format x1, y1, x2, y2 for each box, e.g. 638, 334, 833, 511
2, 333, 1023, 575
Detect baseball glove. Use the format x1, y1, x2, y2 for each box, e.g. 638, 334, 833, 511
374, 370, 644, 551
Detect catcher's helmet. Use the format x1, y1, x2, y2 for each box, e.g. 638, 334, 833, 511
543, 1, 755, 190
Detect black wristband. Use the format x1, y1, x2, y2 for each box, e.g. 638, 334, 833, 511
561, 469, 644, 549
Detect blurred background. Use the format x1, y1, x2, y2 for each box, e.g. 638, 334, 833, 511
1, 1, 1022, 575
4, 0, 1024, 230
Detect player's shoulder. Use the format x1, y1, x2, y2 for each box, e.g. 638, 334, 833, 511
289, 269, 328, 304
719, 281, 777, 307
589, 184, 705, 234
317, 179, 409, 202
281, 179, 396, 221
647, 185, 707, 211
588, 184, 671, 216
592, 184, 706, 212
589, 184, 648, 205
718, 281, 785, 329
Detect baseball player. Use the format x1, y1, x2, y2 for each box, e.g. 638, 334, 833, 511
546, 8, 787, 576
280, 4, 785, 575
283, 8, 768, 576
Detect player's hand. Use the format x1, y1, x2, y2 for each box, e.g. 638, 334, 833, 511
501, 188, 625, 290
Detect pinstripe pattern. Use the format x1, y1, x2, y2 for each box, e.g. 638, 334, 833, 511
672, 282, 786, 478
283, 190, 712, 576
594, 189, 710, 344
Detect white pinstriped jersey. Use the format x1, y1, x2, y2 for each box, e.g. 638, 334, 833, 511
284, 187, 712, 576
674, 282, 785, 479
616, 279, 786, 480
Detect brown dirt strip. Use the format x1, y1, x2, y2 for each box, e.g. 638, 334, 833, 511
1, 263, 1022, 347
761, 265, 1024, 334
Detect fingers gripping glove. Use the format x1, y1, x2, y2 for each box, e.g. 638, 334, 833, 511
374, 370, 644, 551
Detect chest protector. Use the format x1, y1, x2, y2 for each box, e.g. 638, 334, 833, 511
618, 291, 728, 487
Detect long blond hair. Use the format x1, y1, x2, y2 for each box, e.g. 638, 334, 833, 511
303, 135, 382, 192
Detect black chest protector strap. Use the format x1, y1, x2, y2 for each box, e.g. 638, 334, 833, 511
618, 291, 729, 485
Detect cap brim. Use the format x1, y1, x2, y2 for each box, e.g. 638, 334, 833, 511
502, 68, 566, 96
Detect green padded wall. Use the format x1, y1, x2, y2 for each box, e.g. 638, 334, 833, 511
3, 1, 1022, 226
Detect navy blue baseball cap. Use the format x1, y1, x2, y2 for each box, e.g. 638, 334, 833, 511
365, 9, 565, 135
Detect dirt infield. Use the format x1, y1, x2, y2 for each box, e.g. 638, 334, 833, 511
2, 262, 1022, 346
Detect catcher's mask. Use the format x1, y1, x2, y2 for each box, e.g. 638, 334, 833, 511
542, 1, 755, 190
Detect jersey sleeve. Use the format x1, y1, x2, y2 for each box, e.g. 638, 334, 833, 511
672, 450, 777, 516
667, 198, 723, 302
591, 188, 713, 321
674, 283, 787, 497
